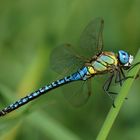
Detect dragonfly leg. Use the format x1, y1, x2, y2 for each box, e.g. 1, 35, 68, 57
128, 62, 140, 72
103, 73, 116, 107
127, 62, 140, 79
116, 76, 134, 83
115, 70, 122, 86
115, 68, 134, 84
114, 69, 133, 100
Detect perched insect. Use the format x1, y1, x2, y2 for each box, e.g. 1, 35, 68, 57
0, 17, 139, 116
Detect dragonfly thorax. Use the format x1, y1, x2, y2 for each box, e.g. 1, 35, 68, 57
91, 52, 118, 74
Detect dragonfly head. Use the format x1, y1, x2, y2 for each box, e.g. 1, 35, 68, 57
118, 50, 134, 69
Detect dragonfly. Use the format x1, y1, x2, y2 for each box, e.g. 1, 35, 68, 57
0, 17, 139, 117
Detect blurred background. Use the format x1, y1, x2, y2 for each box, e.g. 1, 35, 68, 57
0, 0, 140, 140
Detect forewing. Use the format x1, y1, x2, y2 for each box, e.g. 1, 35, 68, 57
50, 44, 85, 75
79, 17, 104, 58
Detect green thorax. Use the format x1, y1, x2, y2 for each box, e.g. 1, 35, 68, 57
91, 52, 117, 72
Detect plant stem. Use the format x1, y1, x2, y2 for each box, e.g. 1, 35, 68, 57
96, 49, 140, 140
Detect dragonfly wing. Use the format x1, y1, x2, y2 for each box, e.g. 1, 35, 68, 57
50, 44, 85, 75
79, 17, 104, 58
50, 44, 92, 106
62, 79, 92, 107
50, 18, 103, 105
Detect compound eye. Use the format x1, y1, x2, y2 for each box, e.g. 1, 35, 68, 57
118, 50, 129, 64
122, 53, 127, 60
122, 53, 126, 57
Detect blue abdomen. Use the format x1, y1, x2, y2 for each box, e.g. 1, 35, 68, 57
70, 67, 89, 81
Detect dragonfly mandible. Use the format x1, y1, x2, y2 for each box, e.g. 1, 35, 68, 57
0, 17, 138, 116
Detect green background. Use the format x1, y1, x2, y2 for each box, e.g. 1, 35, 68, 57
0, 0, 140, 140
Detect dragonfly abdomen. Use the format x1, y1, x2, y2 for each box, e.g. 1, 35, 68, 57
0, 67, 91, 116
0, 76, 77, 116
72, 67, 92, 81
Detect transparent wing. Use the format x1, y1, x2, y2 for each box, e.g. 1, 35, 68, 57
78, 17, 104, 58
50, 43, 85, 76
50, 44, 92, 106
62, 79, 92, 106
50, 17, 103, 105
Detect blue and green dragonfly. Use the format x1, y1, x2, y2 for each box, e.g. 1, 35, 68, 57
0, 17, 138, 116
